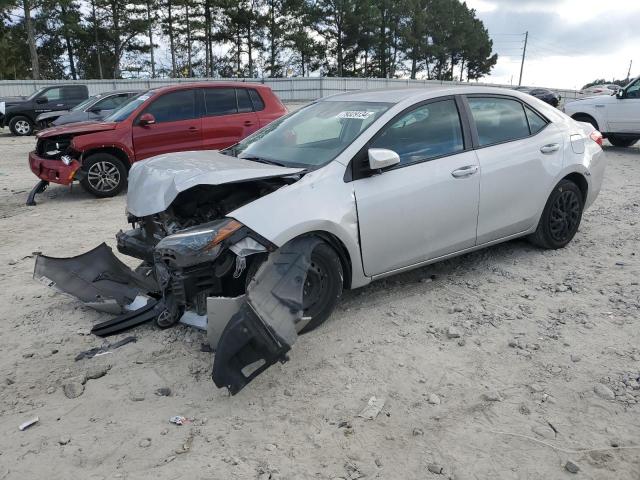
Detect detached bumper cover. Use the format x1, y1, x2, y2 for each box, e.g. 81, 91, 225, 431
34, 243, 159, 313
29, 150, 80, 185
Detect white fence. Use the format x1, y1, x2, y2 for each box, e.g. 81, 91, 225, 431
0, 77, 583, 103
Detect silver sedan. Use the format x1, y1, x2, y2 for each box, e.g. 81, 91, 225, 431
36, 86, 606, 393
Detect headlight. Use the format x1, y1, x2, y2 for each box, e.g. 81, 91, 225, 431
154, 218, 244, 266
61, 155, 72, 165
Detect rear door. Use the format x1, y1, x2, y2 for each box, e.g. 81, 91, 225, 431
201, 87, 260, 150
132, 89, 201, 160
466, 95, 564, 244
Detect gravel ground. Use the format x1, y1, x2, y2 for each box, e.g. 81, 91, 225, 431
0, 129, 639, 480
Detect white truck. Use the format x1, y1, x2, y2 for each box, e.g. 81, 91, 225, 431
564, 76, 640, 147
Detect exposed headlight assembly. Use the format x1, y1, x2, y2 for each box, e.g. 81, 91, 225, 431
154, 218, 244, 267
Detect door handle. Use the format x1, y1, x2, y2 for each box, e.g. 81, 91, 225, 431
244, 121, 255, 126
451, 165, 478, 178
540, 143, 560, 154
187, 126, 198, 131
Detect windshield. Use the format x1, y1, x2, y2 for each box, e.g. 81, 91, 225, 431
26, 87, 48, 101
225, 100, 392, 168
104, 90, 154, 122
71, 96, 98, 111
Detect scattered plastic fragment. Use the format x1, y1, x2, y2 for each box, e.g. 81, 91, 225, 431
75, 336, 138, 361
169, 415, 192, 425
358, 396, 386, 420
19, 417, 39, 431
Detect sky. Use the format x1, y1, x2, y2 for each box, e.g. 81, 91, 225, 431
465, 0, 640, 90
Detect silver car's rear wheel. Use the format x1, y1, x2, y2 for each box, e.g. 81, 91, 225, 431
80, 153, 127, 198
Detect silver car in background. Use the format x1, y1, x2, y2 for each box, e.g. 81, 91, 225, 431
36, 86, 606, 393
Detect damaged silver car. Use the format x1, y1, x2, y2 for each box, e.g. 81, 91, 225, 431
35, 87, 606, 394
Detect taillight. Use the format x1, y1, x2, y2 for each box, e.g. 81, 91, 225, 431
589, 130, 603, 146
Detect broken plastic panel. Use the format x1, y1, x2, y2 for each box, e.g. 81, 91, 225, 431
211, 236, 321, 395
33, 243, 158, 314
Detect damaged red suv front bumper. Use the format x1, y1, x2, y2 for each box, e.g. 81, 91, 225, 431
28, 150, 81, 186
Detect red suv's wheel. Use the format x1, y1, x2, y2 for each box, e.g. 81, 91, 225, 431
80, 153, 127, 198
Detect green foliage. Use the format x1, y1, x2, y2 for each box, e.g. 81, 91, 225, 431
0, 0, 497, 80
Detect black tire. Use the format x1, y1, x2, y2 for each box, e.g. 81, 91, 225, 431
571, 114, 598, 131
607, 136, 638, 148
529, 179, 584, 249
245, 240, 343, 334
80, 153, 127, 198
8, 115, 34, 136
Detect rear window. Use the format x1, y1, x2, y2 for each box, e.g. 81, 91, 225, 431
249, 89, 265, 111
204, 88, 237, 116
468, 97, 530, 146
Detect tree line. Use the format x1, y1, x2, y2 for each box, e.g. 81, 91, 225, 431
0, 0, 498, 81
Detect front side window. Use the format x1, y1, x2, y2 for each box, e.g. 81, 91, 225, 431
370, 99, 464, 165
625, 78, 640, 98
204, 88, 237, 116
226, 100, 391, 169
144, 90, 196, 123
43, 87, 63, 102
94, 94, 129, 111
468, 97, 531, 146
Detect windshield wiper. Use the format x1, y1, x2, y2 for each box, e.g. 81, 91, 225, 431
239, 156, 287, 167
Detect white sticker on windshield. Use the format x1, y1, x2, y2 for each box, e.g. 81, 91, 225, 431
337, 111, 375, 120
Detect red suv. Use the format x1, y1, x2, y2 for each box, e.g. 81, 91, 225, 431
28, 82, 287, 200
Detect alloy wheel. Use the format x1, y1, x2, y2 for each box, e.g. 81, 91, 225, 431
87, 161, 121, 193
15, 120, 31, 135
549, 190, 581, 242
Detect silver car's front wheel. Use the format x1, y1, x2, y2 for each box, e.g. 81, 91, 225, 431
80, 153, 127, 198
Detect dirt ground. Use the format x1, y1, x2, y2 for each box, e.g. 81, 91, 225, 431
0, 127, 638, 480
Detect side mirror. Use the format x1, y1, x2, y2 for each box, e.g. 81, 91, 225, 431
368, 148, 400, 170
616, 89, 625, 99
87, 106, 101, 113
139, 113, 156, 126
36, 96, 48, 104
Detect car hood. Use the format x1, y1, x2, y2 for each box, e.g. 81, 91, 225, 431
37, 110, 70, 121
127, 150, 306, 217
0, 96, 27, 113
36, 121, 117, 139
51, 110, 93, 126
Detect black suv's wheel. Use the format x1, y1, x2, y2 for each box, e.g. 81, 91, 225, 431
80, 153, 127, 197
9, 116, 34, 136
529, 179, 584, 249
607, 136, 638, 148
245, 240, 343, 334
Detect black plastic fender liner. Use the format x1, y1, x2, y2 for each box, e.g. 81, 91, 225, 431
211, 236, 321, 395
91, 298, 162, 337
33, 243, 159, 313
26, 179, 49, 206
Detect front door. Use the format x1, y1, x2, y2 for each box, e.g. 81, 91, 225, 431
606, 78, 640, 133
132, 89, 202, 160
353, 98, 480, 276
35, 87, 67, 114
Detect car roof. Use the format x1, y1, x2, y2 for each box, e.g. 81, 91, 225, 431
149, 81, 268, 94
322, 85, 535, 104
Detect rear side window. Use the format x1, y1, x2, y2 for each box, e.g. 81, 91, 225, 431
64, 86, 86, 100
370, 99, 464, 165
248, 89, 265, 111
468, 97, 530, 146
237, 89, 253, 113
524, 105, 547, 134
204, 88, 237, 116
144, 89, 196, 123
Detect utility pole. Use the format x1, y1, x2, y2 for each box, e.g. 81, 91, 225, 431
626, 59, 633, 82
518, 31, 528, 86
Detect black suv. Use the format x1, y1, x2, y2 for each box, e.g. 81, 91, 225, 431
1, 84, 88, 136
